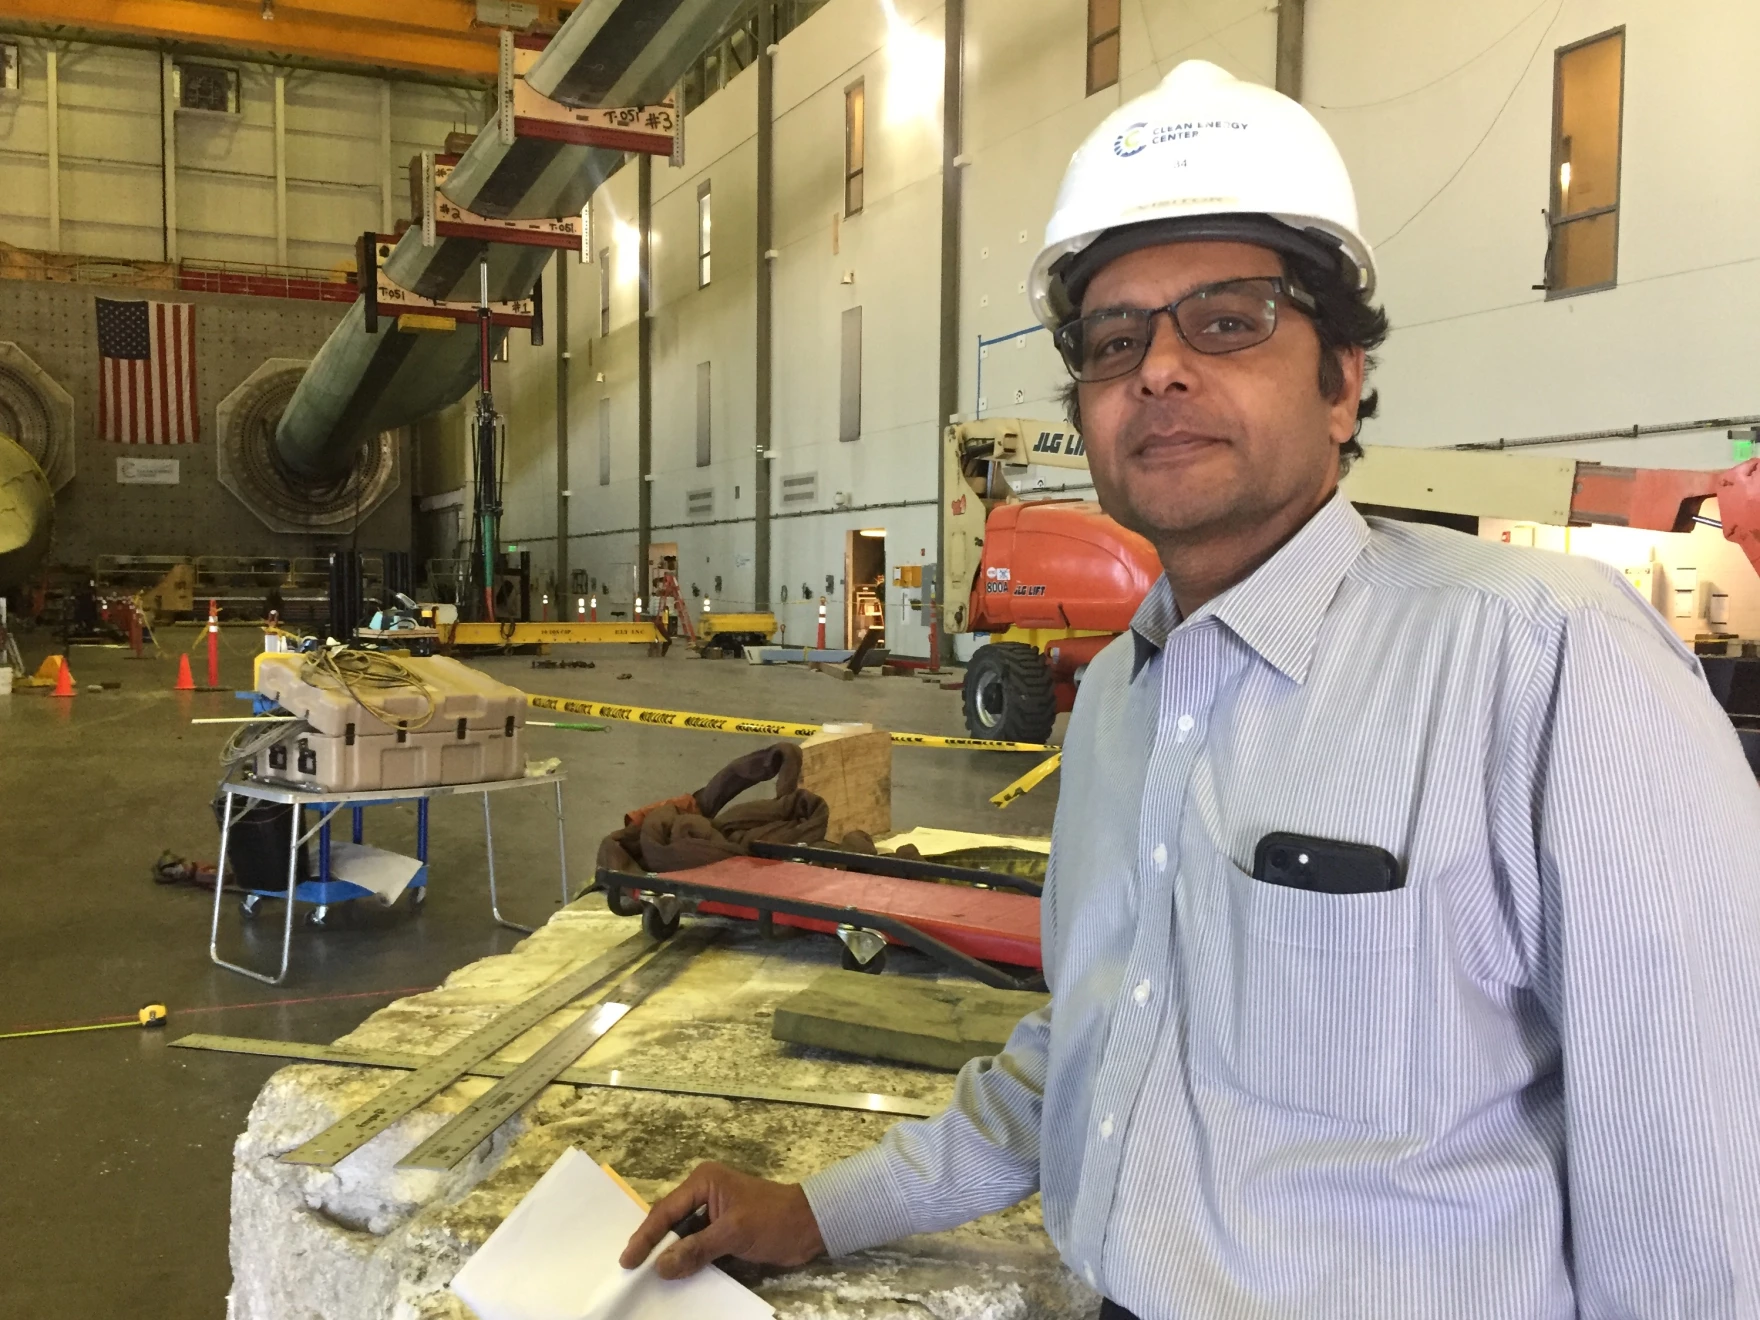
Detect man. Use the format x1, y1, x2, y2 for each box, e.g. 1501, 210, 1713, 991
621, 61, 1760, 1318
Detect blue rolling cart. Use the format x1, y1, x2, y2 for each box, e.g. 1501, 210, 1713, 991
208, 772, 569, 985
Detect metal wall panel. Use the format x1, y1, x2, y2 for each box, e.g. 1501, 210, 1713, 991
695, 360, 711, 467
0, 279, 409, 565
838, 304, 861, 443
598, 395, 611, 486
56, 46, 165, 261
0, 32, 483, 269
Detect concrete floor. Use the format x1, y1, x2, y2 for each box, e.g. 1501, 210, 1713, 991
0, 633, 1061, 1319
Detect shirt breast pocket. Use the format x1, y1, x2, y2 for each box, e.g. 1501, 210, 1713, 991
1190, 853, 1418, 1133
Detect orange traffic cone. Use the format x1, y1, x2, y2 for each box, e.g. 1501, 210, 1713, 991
51, 656, 75, 698
175, 653, 196, 691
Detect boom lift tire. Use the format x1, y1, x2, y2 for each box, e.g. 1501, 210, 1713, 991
962, 641, 1057, 745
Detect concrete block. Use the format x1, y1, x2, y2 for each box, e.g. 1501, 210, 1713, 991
772, 970, 1050, 1072
227, 904, 1091, 1319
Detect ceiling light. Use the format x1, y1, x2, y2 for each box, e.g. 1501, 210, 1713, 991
878, 0, 942, 126
261, 0, 274, 18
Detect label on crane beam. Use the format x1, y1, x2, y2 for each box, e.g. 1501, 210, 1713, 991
511, 81, 679, 156
426, 157, 583, 250
523, 693, 1056, 753
376, 267, 533, 326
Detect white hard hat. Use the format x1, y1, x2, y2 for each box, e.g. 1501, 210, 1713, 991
1027, 60, 1376, 328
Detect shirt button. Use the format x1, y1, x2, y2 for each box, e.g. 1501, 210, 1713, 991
1134, 980, 1152, 1005
1084, 1263, 1098, 1288
1099, 1114, 1115, 1140
1177, 714, 1195, 732
1151, 843, 1168, 870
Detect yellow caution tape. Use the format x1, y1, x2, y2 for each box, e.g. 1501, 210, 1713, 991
990, 753, 1063, 807
523, 693, 1054, 753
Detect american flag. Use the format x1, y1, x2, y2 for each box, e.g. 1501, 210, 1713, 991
96, 298, 199, 444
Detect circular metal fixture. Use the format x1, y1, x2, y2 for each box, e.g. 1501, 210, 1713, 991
0, 342, 76, 492
216, 359, 400, 534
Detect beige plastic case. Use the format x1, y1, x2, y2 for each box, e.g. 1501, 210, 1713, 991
251, 653, 525, 792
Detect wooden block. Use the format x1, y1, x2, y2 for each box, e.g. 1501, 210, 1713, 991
145, 561, 194, 621
798, 727, 891, 840
773, 970, 1050, 1071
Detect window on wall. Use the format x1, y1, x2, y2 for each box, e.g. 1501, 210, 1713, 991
696, 362, 712, 467
844, 80, 865, 217
1087, 0, 1120, 96
174, 61, 241, 115
697, 182, 712, 288
597, 397, 611, 486
839, 306, 862, 443
1547, 28, 1624, 295
598, 248, 611, 334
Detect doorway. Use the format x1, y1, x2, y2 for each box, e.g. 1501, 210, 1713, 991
845, 528, 885, 649
647, 541, 679, 605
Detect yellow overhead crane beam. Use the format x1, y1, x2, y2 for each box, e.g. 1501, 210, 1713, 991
1, 0, 567, 79
436, 613, 778, 653
440, 620, 665, 648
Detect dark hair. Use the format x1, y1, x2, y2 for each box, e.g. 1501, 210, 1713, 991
1057, 253, 1389, 471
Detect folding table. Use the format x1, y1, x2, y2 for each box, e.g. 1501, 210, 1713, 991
209, 772, 568, 985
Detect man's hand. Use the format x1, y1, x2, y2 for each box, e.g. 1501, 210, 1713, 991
619, 1161, 825, 1280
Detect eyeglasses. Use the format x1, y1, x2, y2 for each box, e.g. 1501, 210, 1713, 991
1052, 276, 1317, 383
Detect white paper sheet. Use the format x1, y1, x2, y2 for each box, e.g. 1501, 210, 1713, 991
327, 841, 423, 904
879, 825, 1053, 856
450, 1147, 776, 1320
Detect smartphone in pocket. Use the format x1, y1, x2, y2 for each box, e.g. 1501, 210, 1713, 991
1252, 832, 1404, 894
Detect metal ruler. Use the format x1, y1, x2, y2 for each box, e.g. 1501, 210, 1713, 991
279, 931, 655, 1167
170, 1032, 936, 1118
397, 927, 720, 1170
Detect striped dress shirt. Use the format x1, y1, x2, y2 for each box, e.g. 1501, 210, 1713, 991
801, 491, 1760, 1318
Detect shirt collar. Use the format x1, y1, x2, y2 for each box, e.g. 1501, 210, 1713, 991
1128, 490, 1371, 684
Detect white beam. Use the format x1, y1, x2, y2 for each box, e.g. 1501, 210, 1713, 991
379, 79, 393, 232
45, 47, 58, 253
274, 71, 288, 267
160, 53, 177, 262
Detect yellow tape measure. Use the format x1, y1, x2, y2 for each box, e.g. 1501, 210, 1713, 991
524, 693, 1056, 754
0, 1004, 167, 1041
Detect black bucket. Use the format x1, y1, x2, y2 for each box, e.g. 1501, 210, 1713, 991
212, 795, 309, 890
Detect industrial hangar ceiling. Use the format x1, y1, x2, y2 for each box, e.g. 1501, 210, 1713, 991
273, 0, 748, 512
0, 0, 583, 78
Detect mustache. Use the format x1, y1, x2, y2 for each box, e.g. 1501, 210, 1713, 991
1117, 402, 1235, 452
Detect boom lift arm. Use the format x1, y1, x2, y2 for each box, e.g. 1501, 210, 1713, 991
939, 418, 1760, 744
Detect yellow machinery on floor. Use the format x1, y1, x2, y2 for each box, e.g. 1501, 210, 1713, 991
434, 601, 778, 658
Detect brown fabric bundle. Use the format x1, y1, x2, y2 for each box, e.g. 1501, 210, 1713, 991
594, 741, 829, 878
624, 794, 698, 830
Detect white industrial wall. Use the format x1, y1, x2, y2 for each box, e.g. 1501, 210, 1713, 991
498, 0, 1284, 653
1308, 0, 1758, 465
497, 0, 1760, 651
501, 0, 973, 652
1305, 0, 1760, 636
0, 34, 483, 267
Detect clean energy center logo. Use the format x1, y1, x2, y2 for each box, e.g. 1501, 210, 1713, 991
1113, 122, 1148, 157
